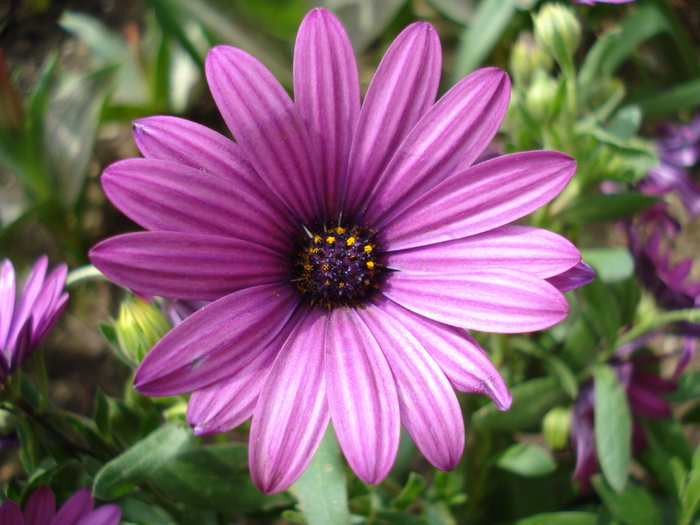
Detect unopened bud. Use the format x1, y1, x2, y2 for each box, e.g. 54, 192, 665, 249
113, 298, 171, 366
510, 32, 553, 86
533, 3, 581, 70
526, 71, 559, 121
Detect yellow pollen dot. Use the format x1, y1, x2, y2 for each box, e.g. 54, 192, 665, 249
314, 235, 322, 244
324, 279, 331, 286
304, 264, 312, 271
322, 264, 330, 271
309, 248, 320, 254
364, 245, 373, 253
335, 227, 346, 235
339, 282, 346, 288
346, 236, 356, 246
326, 236, 336, 244
366, 261, 375, 269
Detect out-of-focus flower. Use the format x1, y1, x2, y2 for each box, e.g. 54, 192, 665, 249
640, 113, 700, 218
574, 0, 635, 5
91, 8, 587, 493
0, 256, 68, 386
0, 486, 121, 525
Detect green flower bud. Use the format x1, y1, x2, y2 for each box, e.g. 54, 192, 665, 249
543, 406, 572, 450
525, 70, 559, 121
533, 3, 581, 71
0, 409, 16, 435
113, 298, 171, 366
509, 32, 553, 86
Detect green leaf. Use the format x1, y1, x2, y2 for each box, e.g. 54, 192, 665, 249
473, 376, 567, 431
592, 475, 660, 525
580, 278, 622, 351
667, 372, 700, 403
292, 427, 350, 525
608, 105, 642, 142
681, 471, 700, 525
514, 512, 598, 525
496, 443, 557, 477
374, 510, 428, 525
638, 77, 700, 117
593, 364, 631, 492
152, 442, 291, 513
556, 194, 659, 224
391, 472, 426, 511
451, 0, 519, 81
93, 424, 192, 499
580, 248, 634, 283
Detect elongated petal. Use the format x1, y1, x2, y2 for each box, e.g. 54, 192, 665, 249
7, 256, 47, 349
51, 488, 93, 525
358, 303, 464, 471
134, 284, 298, 396
386, 225, 580, 279
0, 500, 22, 525
206, 46, 319, 223
294, 8, 360, 216
383, 269, 568, 333
24, 486, 55, 525
187, 307, 304, 435
249, 311, 330, 494
546, 260, 595, 293
102, 158, 293, 251
364, 68, 510, 223
379, 151, 577, 250
379, 299, 511, 410
326, 307, 400, 484
90, 232, 289, 301
0, 259, 15, 351
74, 505, 121, 525
343, 22, 441, 217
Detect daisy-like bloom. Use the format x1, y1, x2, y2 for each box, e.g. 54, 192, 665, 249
0, 487, 121, 525
0, 256, 68, 386
91, 9, 586, 493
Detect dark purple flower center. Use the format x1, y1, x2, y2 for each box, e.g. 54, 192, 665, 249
293, 225, 382, 308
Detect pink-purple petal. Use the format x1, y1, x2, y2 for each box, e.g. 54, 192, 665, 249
90, 232, 289, 301
325, 307, 400, 484
358, 303, 464, 471
73, 505, 121, 525
379, 299, 511, 410
386, 225, 581, 279
343, 22, 441, 217
294, 8, 360, 216
206, 46, 319, 223
364, 68, 511, 224
379, 151, 577, 251
0, 500, 22, 525
249, 311, 330, 494
24, 486, 55, 525
383, 269, 568, 333
0, 259, 16, 350
7, 256, 48, 349
546, 260, 596, 293
134, 284, 299, 397
51, 488, 94, 525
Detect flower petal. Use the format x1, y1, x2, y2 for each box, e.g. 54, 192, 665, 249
546, 260, 596, 293
325, 307, 400, 484
294, 8, 360, 216
51, 488, 94, 525
364, 68, 511, 224
379, 151, 577, 251
358, 302, 464, 471
386, 225, 581, 279
90, 232, 289, 301
249, 311, 330, 494
343, 22, 441, 217
378, 299, 511, 410
7, 256, 47, 350
0, 259, 15, 351
102, 158, 293, 251
74, 505, 122, 525
0, 500, 22, 525
206, 46, 319, 223
382, 269, 568, 333
134, 284, 299, 397
23, 486, 55, 525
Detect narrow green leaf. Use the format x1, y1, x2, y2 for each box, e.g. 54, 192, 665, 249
556, 194, 659, 224
292, 427, 350, 525
496, 443, 557, 478
581, 278, 622, 351
514, 512, 598, 525
93, 424, 192, 499
592, 475, 661, 525
593, 364, 631, 492
391, 472, 426, 511
638, 78, 700, 117
681, 471, 700, 525
374, 510, 428, 525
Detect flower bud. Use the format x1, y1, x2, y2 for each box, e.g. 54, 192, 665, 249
113, 298, 171, 366
526, 70, 559, 122
509, 32, 553, 86
533, 3, 581, 70
543, 406, 572, 450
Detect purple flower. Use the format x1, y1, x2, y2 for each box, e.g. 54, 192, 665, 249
573, 0, 634, 5
90, 9, 585, 493
0, 487, 121, 525
0, 257, 68, 386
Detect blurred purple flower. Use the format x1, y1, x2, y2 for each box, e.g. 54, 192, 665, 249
0, 487, 121, 525
91, 8, 586, 493
0, 256, 68, 386
574, 0, 634, 4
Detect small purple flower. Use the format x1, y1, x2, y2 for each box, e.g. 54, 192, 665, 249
0, 256, 69, 386
0, 487, 121, 525
91, 9, 586, 493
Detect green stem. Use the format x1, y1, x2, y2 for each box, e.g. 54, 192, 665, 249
66, 265, 107, 286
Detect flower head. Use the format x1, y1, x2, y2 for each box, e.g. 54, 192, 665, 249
0, 256, 68, 386
91, 8, 585, 493
0, 487, 121, 525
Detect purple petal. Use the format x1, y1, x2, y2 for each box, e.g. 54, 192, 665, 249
186, 307, 304, 435
249, 311, 330, 494
378, 299, 511, 410
74, 505, 121, 525
363, 68, 511, 224
134, 284, 299, 397
343, 21, 441, 218
546, 260, 596, 293
24, 486, 55, 525
51, 488, 94, 525
378, 151, 577, 251
325, 307, 400, 484
7, 256, 48, 350
627, 384, 672, 419
383, 269, 568, 333
102, 158, 293, 251
0, 500, 22, 525
0, 259, 16, 351
294, 8, 360, 216
206, 46, 319, 223
90, 232, 289, 301
386, 225, 581, 279
358, 303, 464, 471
